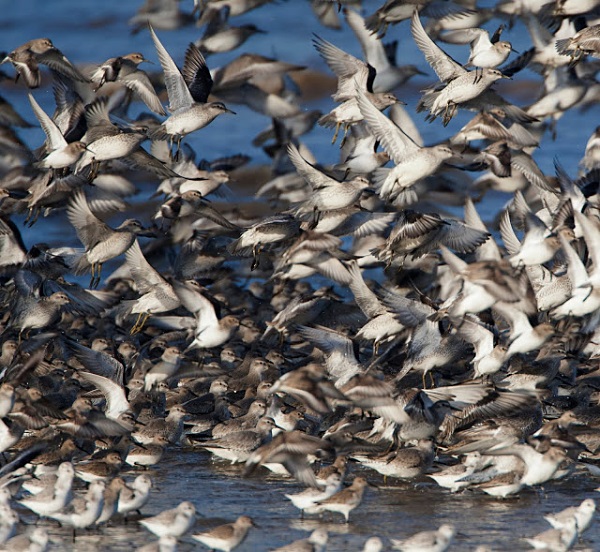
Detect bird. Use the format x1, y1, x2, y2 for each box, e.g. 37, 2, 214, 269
441, 25, 515, 68
411, 11, 514, 126
310, 476, 369, 522
27, 92, 89, 171
390, 524, 455, 552
148, 26, 235, 155
90, 52, 165, 115
121, 239, 181, 334
556, 23, 600, 64
67, 189, 149, 288
1, 38, 89, 88
192, 515, 255, 552
139, 501, 197, 538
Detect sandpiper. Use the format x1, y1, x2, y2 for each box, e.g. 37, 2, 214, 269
441, 25, 514, 68
311, 476, 369, 522
1, 38, 89, 88
139, 501, 197, 538
390, 524, 455, 552
27, 93, 89, 171
556, 23, 600, 64
90, 52, 166, 115
67, 189, 148, 288
192, 515, 255, 552
148, 26, 235, 153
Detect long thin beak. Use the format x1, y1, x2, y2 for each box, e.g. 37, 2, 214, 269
226, 107, 236, 115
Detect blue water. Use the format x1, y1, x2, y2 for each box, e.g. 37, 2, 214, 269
2, 1, 600, 550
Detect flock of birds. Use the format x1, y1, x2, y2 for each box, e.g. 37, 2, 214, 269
1, 0, 600, 550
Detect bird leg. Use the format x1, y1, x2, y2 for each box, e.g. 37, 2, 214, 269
340, 123, 351, 148
130, 312, 150, 335
331, 122, 341, 144
443, 102, 457, 126
251, 243, 263, 271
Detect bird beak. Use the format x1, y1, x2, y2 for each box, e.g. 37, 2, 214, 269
225, 107, 236, 115
511, 47, 519, 54
501, 73, 512, 79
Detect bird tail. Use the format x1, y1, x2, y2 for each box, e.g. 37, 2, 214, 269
72, 253, 91, 275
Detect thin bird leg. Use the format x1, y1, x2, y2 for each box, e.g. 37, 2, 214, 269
332, 122, 341, 144
89, 263, 96, 289
90, 263, 103, 289
174, 135, 183, 161
340, 123, 351, 148
130, 311, 148, 335
251, 243, 262, 271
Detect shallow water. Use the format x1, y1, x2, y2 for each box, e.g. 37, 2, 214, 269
26, 448, 600, 550
3, 1, 600, 550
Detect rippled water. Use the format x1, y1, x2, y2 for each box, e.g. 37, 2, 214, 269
3, 0, 600, 550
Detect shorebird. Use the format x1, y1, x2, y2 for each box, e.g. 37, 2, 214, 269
199, 416, 276, 463
270, 528, 328, 552
49, 480, 106, 532
1, 38, 89, 88
27, 93, 89, 171
544, 498, 596, 534
17, 461, 74, 517
523, 516, 577, 552
143, 346, 183, 391
139, 501, 197, 538
313, 34, 399, 143
195, 7, 264, 55
345, 8, 425, 92
287, 142, 371, 214
227, 213, 302, 270
148, 26, 235, 154
192, 515, 255, 552
390, 524, 455, 552
284, 472, 343, 515
118, 474, 153, 516
67, 189, 149, 288
411, 12, 513, 126
556, 23, 600, 64
90, 52, 166, 115
355, 84, 456, 205
311, 476, 369, 522
121, 239, 181, 334
441, 25, 515, 68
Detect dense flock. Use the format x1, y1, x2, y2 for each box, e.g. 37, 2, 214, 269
1, 0, 600, 550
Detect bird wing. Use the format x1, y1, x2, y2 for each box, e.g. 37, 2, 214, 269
355, 86, 418, 163
28, 93, 68, 150
182, 42, 213, 103
149, 25, 194, 112
410, 10, 464, 83
66, 189, 111, 250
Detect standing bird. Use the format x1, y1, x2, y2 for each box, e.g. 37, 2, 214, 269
192, 515, 255, 552
148, 26, 235, 155
311, 476, 370, 522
